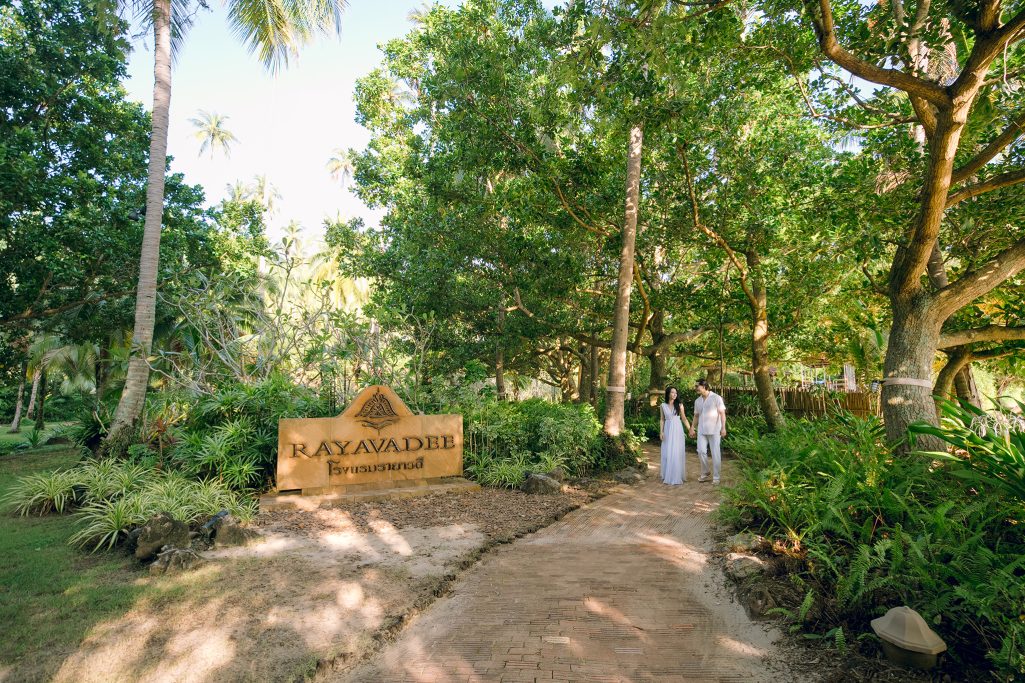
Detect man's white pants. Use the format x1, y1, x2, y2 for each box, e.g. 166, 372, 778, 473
696, 433, 721, 482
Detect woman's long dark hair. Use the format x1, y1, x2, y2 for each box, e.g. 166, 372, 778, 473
664, 386, 682, 416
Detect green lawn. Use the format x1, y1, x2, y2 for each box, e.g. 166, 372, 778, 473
0, 447, 145, 682
0, 420, 73, 446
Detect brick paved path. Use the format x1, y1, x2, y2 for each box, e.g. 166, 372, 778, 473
336, 446, 788, 682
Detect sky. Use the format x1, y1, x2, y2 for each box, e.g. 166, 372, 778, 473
122, 1, 444, 244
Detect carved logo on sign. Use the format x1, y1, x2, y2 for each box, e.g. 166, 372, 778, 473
354, 388, 400, 431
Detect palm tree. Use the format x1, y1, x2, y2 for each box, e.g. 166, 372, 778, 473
249, 174, 282, 215
189, 110, 238, 158
44, 342, 100, 398
225, 180, 249, 203
604, 124, 643, 436
326, 148, 354, 189
407, 2, 433, 28
106, 0, 348, 449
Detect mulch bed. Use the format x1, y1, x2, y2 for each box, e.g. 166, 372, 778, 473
254, 477, 623, 542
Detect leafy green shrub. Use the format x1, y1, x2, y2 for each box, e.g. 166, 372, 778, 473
461, 398, 611, 487
23, 428, 45, 449
0, 441, 23, 456
126, 443, 160, 469
626, 415, 660, 441
171, 375, 329, 490
727, 391, 764, 418
65, 407, 110, 452
172, 417, 263, 490
594, 430, 643, 473
720, 412, 1025, 678
69, 497, 146, 552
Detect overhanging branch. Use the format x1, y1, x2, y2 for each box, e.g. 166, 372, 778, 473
938, 324, 1025, 348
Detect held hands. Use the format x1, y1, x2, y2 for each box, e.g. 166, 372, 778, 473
720, 428, 727, 437
688, 428, 695, 438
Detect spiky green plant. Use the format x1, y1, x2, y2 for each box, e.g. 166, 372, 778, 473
910, 398, 1025, 503
69, 497, 147, 552
2, 470, 79, 515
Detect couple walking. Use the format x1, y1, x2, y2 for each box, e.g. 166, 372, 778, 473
659, 379, 726, 485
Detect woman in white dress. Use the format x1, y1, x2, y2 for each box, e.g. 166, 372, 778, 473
659, 386, 690, 485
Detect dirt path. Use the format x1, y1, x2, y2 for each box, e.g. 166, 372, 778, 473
334, 446, 790, 682
40, 490, 593, 683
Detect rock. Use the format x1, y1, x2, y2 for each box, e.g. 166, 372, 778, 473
44, 435, 72, 446
521, 473, 562, 495
125, 526, 143, 554
739, 584, 778, 618
212, 514, 259, 547
724, 532, 770, 553
613, 469, 644, 485
725, 553, 769, 582
149, 546, 205, 575
135, 512, 191, 561
547, 466, 568, 482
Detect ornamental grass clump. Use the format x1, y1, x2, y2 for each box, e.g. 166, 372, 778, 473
2, 459, 255, 553
3, 470, 80, 515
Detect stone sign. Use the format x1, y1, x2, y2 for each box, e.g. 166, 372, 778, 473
275, 385, 463, 495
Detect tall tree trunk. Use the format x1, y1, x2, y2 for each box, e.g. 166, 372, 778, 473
881, 113, 967, 445
25, 369, 40, 418
588, 344, 600, 408
746, 252, 785, 430
95, 345, 108, 408
882, 295, 942, 444
107, 0, 171, 446
604, 124, 643, 436
934, 347, 971, 399
8, 360, 27, 433
576, 346, 588, 405
496, 305, 506, 401
34, 372, 47, 431
954, 365, 981, 407
645, 310, 667, 407
561, 364, 576, 403
647, 352, 668, 401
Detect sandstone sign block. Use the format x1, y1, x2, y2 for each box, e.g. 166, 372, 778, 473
275, 385, 464, 495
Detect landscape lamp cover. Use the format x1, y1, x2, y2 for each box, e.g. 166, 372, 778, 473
870, 606, 947, 655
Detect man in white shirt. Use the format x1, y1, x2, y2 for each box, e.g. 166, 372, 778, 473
688, 379, 727, 484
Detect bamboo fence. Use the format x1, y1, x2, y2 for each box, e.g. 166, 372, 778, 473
713, 386, 880, 419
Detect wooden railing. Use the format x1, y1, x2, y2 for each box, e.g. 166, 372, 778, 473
713, 386, 880, 418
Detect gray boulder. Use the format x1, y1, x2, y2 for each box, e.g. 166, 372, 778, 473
725, 532, 770, 553
613, 469, 644, 485
547, 466, 568, 482
135, 512, 190, 561
521, 473, 562, 495
149, 546, 205, 575
725, 552, 769, 582
212, 514, 259, 547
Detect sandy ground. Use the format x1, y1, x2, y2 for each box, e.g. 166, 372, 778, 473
11, 488, 594, 683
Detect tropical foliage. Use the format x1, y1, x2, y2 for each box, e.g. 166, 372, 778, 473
721, 412, 1025, 677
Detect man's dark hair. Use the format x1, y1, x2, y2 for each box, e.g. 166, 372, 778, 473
695, 378, 710, 389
